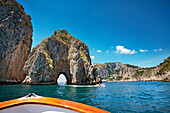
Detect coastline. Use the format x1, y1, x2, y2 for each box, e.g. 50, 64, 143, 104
1, 80, 169, 85
104, 79, 170, 82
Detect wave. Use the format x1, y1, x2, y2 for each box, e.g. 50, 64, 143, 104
58, 84, 106, 87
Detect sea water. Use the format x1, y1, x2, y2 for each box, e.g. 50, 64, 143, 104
0, 81, 169, 113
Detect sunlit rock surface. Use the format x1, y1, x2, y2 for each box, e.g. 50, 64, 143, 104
0, 0, 33, 83
23, 30, 100, 84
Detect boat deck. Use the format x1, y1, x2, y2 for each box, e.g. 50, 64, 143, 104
0, 104, 78, 113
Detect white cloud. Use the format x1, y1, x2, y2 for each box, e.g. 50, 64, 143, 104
139, 49, 148, 52
106, 51, 109, 54
111, 46, 113, 49
115, 45, 136, 54
97, 50, 102, 53
154, 49, 157, 51
153, 48, 162, 52
90, 56, 95, 59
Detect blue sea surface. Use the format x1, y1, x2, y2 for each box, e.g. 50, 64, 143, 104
0, 81, 169, 113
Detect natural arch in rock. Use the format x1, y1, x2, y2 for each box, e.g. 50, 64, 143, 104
56, 72, 71, 85
23, 30, 100, 85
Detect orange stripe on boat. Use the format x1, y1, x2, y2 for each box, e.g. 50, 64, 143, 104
0, 96, 109, 113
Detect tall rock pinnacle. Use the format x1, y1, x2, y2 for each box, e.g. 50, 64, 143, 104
0, 0, 33, 83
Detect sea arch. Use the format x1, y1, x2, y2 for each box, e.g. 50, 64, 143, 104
55, 72, 71, 85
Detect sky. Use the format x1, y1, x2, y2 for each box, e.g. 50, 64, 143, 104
17, 0, 170, 67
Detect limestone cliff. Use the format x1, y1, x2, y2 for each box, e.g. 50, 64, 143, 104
0, 0, 33, 83
94, 56, 170, 82
23, 30, 100, 84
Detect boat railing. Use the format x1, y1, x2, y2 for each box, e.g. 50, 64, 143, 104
18, 93, 41, 100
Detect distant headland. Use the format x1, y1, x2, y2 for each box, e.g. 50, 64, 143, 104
94, 56, 170, 82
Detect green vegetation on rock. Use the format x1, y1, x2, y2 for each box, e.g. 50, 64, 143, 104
132, 70, 145, 78
116, 76, 123, 80
109, 69, 120, 75
124, 77, 130, 80
80, 51, 87, 62
157, 57, 170, 75
126, 64, 139, 68
59, 35, 67, 40
41, 44, 53, 69
108, 77, 115, 81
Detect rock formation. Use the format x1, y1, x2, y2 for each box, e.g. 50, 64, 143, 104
0, 0, 33, 83
94, 56, 170, 82
23, 30, 100, 84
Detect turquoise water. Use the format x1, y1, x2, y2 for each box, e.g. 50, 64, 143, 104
0, 81, 169, 113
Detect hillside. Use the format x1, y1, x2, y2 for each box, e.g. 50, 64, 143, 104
94, 56, 170, 82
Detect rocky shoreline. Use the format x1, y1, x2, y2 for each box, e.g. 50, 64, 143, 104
104, 79, 170, 82
95, 57, 170, 82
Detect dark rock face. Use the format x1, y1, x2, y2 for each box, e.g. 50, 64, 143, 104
23, 30, 100, 84
94, 57, 170, 81
0, 0, 33, 83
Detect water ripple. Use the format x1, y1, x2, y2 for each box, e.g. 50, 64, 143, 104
0, 81, 169, 113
